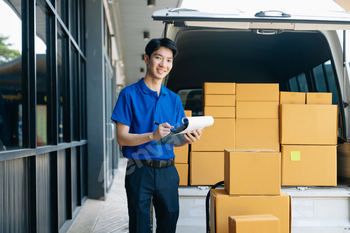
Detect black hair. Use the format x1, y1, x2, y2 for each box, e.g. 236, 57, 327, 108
145, 38, 178, 58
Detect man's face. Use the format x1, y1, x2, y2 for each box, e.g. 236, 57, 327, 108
145, 46, 173, 80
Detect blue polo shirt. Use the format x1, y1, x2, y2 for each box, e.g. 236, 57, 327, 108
111, 78, 186, 161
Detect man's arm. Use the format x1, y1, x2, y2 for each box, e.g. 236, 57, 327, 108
116, 121, 174, 147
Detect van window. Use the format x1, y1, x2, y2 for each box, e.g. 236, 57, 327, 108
312, 64, 328, 92
286, 60, 339, 105
324, 61, 339, 105
288, 77, 299, 92
311, 61, 339, 105
297, 73, 309, 92
177, 89, 203, 116
287, 73, 308, 92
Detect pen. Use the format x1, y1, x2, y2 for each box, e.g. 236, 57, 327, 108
154, 121, 175, 133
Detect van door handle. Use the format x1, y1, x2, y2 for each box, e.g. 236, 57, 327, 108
253, 29, 283, 35
255, 10, 291, 17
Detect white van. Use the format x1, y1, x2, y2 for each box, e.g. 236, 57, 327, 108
151, 1, 350, 233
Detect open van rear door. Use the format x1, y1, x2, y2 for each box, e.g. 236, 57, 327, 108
152, 6, 350, 31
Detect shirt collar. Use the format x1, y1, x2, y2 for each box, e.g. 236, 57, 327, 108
138, 78, 168, 95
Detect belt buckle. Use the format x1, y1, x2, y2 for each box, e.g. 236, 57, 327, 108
152, 160, 162, 168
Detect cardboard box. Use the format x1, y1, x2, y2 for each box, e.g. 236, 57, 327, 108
204, 95, 236, 107
175, 163, 188, 186
184, 110, 192, 117
279, 91, 305, 104
280, 104, 338, 145
210, 189, 290, 233
229, 215, 280, 233
306, 92, 332, 105
236, 84, 279, 102
235, 119, 279, 151
333, 0, 350, 12
190, 152, 224, 185
174, 144, 189, 164
337, 142, 350, 178
204, 82, 236, 95
225, 150, 281, 195
191, 118, 235, 151
236, 102, 279, 119
204, 106, 235, 118
281, 145, 337, 186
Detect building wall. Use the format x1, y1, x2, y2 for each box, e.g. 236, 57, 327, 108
0, 0, 119, 232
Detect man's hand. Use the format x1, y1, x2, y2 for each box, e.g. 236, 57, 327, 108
151, 122, 174, 141
183, 129, 202, 144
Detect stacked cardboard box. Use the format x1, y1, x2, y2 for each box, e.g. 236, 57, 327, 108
210, 84, 291, 233
228, 215, 280, 233
306, 92, 332, 105
174, 110, 192, 186
190, 83, 236, 185
210, 149, 289, 233
224, 150, 281, 195
280, 91, 305, 104
210, 189, 290, 233
280, 92, 337, 186
212, 149, 289, 233
235, 84, 280, 151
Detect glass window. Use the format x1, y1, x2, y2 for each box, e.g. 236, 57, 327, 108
324, 60, 339, 105
0, 0, 23, 151
288, 77, 299, 92
80, 0, 85, 53
71, 46, 79, 141
297, 73, 308, 92
104, 16, 112, 61
81, 60, 86, 139
57, 27, 68, 143
57, 0, 68, 26
70, 0, 78, 42
177, 89, 203, 116
36, 4, 49, 147
312, 64, 328, 92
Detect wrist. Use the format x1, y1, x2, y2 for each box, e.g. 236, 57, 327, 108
149, 132, 154, 141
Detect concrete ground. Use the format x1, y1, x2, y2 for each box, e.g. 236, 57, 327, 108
67, 158, 129, 233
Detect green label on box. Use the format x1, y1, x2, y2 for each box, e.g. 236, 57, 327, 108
291, 151, 301, 161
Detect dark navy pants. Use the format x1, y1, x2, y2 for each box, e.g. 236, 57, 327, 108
125, 160, 180, 233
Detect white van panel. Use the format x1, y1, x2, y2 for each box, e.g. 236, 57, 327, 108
250, 22, 294, 29
285, 187, 350, 233
185, 21, 250, 29
295, 24, 350, 30
185, 21, 350, 31
323, 30, 350, 139
151, 186, 350, 233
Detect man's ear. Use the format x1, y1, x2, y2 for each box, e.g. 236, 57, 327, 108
144, 54, 149, 65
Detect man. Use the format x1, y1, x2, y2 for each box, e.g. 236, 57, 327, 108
111, 38, 202, 233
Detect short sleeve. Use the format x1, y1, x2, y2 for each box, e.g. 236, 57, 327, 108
111, 89, 133, 126
175, 95, 186, 128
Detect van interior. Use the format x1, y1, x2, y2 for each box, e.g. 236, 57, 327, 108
166, 29, 341, 121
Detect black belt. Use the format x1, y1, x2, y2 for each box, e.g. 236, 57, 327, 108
132, 158, 175, 168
